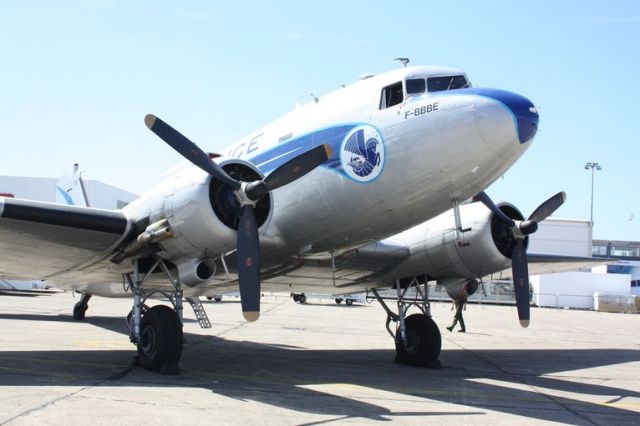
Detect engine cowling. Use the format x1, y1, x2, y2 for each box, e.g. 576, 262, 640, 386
133, 159, 272, 261
420, 201, 527, 280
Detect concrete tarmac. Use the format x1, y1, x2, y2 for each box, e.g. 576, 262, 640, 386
0, 290, 638, 425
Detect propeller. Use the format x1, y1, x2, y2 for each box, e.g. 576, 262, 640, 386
478, 191, 566, 327
145, 114, 332, 322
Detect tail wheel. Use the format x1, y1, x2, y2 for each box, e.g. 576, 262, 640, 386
395, 313, 441, 366
137, 305, 183, 372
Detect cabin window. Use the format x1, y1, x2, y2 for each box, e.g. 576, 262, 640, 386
380, 81, 404, 109
427, 75, 469, 92
406, 78, 426, 94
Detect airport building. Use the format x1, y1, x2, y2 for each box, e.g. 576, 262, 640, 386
592, 239, 640, 296
0, 175, 137, 210
524, 220, 637, 311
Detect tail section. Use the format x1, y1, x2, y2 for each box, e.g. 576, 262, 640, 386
55, 163, 90, 207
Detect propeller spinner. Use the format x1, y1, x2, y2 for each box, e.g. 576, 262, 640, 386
145, 114, 331, 322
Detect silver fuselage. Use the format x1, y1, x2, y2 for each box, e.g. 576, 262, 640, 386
54, 66, 538, 297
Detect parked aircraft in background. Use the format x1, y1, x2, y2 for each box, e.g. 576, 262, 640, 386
55, 163, 90, 207
0, 65, 603, 373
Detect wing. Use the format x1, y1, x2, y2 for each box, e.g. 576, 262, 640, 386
500, 253, 615, 278
259, 241, 411, 294
0, 197, 132, 280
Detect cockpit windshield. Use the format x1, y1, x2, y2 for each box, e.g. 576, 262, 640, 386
426, 75, 469, 92
405, 75, 470, 96
406, 78, 426, 94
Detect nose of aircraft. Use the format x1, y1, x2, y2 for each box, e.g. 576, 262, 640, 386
470, 88, 539, 144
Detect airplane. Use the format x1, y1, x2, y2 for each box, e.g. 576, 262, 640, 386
0, 65, 605, 373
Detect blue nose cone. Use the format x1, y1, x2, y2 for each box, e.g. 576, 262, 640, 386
458, 88, 539, 144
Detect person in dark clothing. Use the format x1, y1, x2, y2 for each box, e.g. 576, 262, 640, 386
446, 297, 467, 332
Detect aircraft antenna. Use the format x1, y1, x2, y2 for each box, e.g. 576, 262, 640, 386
394, 57, 410, 67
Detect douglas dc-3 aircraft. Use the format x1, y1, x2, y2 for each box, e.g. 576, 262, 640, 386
0, 65, 601, 373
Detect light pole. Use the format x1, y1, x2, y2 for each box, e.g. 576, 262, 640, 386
584, 162, 602, 224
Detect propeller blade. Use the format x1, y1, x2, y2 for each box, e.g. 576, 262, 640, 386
511, 238, 530, 328
264, 144, 332, 191
236, 206, 260, 322
145, 114, 241, 190
477, 191, 515, 225
245, 144, 332, 201
528, 191, 566, 223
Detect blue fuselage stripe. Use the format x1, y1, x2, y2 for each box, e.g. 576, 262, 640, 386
247, 124, 359, 176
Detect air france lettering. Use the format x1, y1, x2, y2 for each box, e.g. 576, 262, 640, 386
227, 133, 263, 159
404, 102, 439, 120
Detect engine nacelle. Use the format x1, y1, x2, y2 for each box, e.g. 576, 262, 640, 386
127, 159, 272, 262
420, 201, 526, 280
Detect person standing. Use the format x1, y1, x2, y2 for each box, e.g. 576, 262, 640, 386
447, 297, 467, 333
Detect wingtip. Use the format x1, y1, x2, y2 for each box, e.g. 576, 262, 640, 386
519, 319, 530, 328
144, 114, 157, 130
243, 311, 260, 322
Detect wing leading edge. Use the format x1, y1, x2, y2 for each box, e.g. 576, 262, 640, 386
0, 197, 131, 280
511, 253, 615, 277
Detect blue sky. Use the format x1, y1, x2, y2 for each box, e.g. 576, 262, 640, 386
0, 0, 638, 241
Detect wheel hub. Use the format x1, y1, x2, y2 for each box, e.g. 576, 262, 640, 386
402, 330, 420, 354
140, 325, 157, 356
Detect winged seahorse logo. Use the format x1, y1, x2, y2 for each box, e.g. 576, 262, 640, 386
344, 129, 381, 178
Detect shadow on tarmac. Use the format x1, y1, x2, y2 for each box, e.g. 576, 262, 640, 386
0, 312, 638, 423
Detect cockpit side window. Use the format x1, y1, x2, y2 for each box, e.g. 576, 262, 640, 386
427, 75, 469, 92
406, 78, 426, 94
380, 81, 403, 109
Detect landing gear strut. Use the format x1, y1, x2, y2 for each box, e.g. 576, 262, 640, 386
73, 293, 92, 320
371, 276, 441, 368
123, 256, 184, 374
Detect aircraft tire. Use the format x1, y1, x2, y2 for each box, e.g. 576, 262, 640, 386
298, 294, 306, 304
346, 299, 354, 306
213, 295, 223, 302
395, 313, 441, 367
137, 305, 183, 373
335, 298, 343, 304
72, 302, 87, 320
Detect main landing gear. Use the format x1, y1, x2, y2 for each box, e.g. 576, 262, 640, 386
123, 257, 184, 374
371, 276, 442, 368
